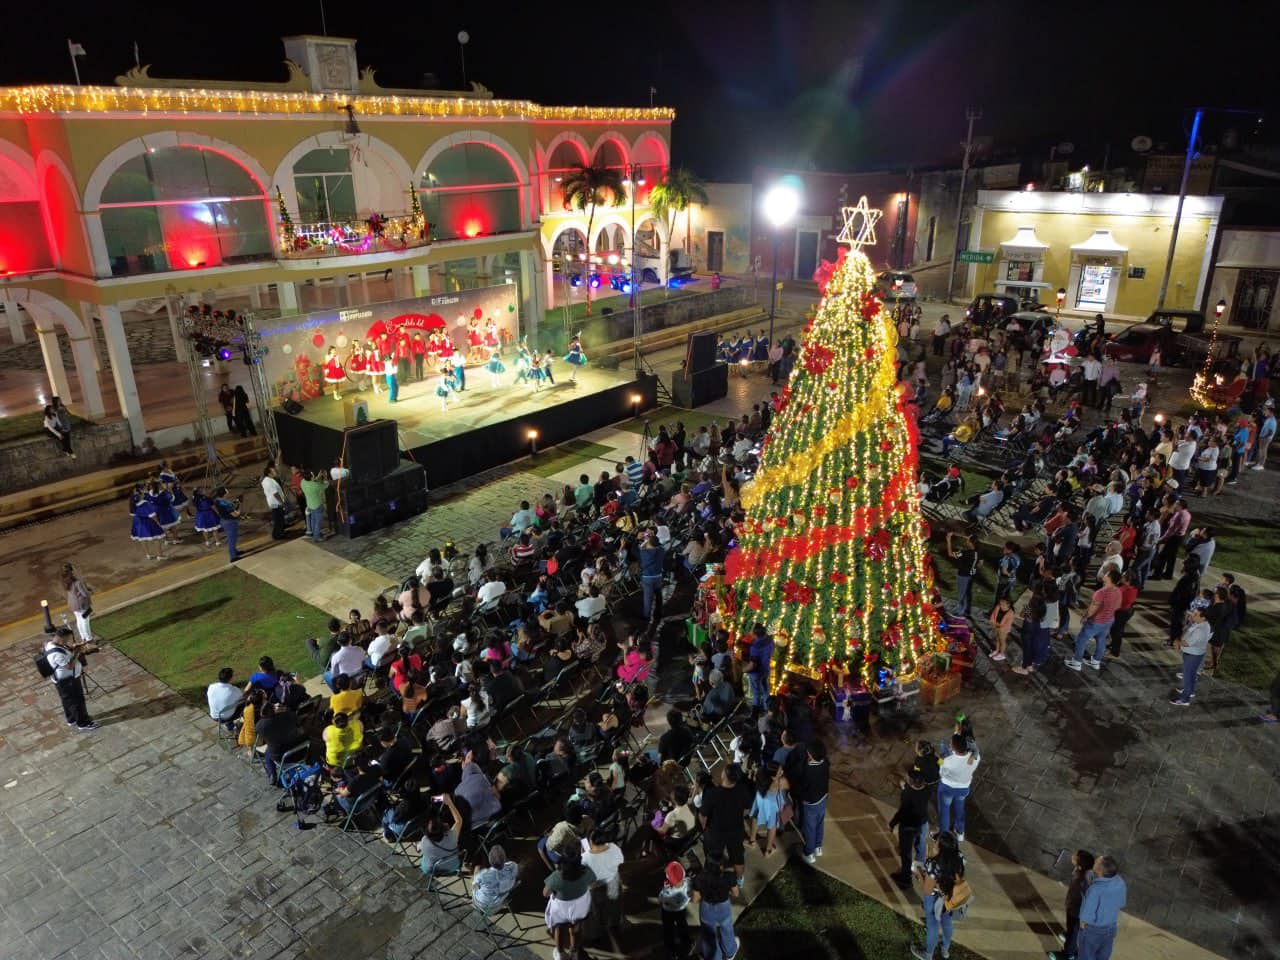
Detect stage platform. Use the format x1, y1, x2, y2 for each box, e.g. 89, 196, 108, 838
273, 365, 658, 489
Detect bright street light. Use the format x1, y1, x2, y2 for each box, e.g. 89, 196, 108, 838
763, 184, 801, 227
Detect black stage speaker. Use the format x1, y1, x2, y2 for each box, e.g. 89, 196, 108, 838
345, 419, 399, 484
281, 398, 304, 415
685, 330, 719, 372
337, 461, 427, 538
671, 364, 729, 408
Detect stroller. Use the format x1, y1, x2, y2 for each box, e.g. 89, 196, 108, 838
276, 761, 325, 829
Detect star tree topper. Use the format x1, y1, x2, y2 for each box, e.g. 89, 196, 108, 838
836, 195, 883, 250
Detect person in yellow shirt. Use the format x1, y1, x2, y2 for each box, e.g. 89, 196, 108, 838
324, 711, 364, 767
329, 674, 364, 718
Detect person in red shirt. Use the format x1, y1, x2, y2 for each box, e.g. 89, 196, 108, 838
377, 332, 392, 360
1067, 569, 1122, 670
411, 333, 426, 382
1108, 571, 1139, 658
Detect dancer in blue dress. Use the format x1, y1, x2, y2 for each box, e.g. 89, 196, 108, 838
753, 328, 770, 362
563, 334, 588, 383
149, 479, 181, 544
715, 333, 731, 364
513, 342, 532, 386
192, 488, 223, 548
739, 331, 756, 364
436, 363, 460, 411
528, 353, 548, 391
486, 348, 506, 389
130, 483, 166, 559
158, 461, 190, 516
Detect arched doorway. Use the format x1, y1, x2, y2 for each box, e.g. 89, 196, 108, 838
419, 141, 523, 241
95, 145, 272, 275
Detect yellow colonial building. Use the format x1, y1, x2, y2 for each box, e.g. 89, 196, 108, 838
0, 35, 671, 443
964, 189, 1223, 319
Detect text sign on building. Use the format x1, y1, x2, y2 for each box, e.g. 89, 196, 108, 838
958, 250, 995, 264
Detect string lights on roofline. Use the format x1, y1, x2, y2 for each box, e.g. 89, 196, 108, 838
0, 85, 676, 122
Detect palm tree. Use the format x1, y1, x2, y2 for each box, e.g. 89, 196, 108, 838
561, 164, 627, 315
648, 167, 708, 257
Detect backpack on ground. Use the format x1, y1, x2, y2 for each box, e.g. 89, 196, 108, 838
276, 761, 324, 820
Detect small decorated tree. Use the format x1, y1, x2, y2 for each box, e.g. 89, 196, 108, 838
726, 197, 945, 687
275, 186, 296, 252
408, 182, 427, 238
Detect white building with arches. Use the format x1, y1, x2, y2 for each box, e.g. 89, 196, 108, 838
0, 34, 671, 444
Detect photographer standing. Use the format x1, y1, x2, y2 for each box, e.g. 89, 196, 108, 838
43, 627, 97, 731
261, 464, 287, 541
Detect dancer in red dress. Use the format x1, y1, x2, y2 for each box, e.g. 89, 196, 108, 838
484, 319, 500, 353
322, 346, 346, 400
467, 320, 484, 363
363, 345, 382, 394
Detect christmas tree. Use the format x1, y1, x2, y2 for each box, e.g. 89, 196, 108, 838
275, 186, 296, 252
408, 182, 427, 238
726, 197, 945, 687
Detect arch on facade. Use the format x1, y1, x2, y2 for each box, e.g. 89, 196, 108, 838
630, 131, 669, 170
540, 132, 591, 214
0, 139, 38, 199
416, 132, 529, 241
35, 150, 93, 274
0, 140, 58, 276
83, 131, 271, 213
271, 131, 414, 224
0, 286, 107, 417
589, 132, 630, 172
588, 212, 634, 254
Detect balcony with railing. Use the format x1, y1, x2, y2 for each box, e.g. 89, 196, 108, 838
279, 211, 432, 259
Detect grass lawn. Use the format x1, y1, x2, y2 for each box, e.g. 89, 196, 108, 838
97, 568, 332, 702
737, 861, 987, 960
525, 439, 617, 479
0, 409, 90, 444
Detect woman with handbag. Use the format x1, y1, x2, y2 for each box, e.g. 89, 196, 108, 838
911, 830, 969, 960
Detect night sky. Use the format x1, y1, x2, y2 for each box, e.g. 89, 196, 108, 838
0, 0, 1273, 180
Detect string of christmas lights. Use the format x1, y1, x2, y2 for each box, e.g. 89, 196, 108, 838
726, 245, 946, 688
0, 85, 675, 122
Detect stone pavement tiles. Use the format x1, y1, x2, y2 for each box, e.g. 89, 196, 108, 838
0, 643, 532, 960
825, 600, 1280, 960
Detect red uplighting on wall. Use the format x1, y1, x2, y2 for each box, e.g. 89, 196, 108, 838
463, 219, 484, 238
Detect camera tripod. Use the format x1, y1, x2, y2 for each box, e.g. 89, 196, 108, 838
639, 418, 653, 463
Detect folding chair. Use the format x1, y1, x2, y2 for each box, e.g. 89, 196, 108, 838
275, 740, 311, 787
422, 851, 469, 904
339, 784, 384, 834
212, 716, 239, 751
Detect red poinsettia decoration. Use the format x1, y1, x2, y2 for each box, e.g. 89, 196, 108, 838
781, 579, 816, 605
747, 592, 763, 610
860, 290, 883, 321
863, 528, 892, 562
812, 248, 848, 296
828, 570, 848, 585
803, 343, 836, 376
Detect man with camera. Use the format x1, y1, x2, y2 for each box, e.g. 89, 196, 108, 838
42, 626, 98, 731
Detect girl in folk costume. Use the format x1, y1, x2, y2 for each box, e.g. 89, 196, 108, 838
157, 460, 190, 516
529, 352, 547, 391
467, 319, 485, 363
563, 333, 588, 383
129, 483, 166, 559
323, 346, 346, 399
150, 478, 181, 544
436, 362, 460, 412
513, 341, 532, 385
192, 487, 223, 548
486, 348, 506, 389
483, 318, 500, 353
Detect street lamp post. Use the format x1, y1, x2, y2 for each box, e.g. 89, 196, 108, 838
622, 162, 647, 373
763, 183, 800, 352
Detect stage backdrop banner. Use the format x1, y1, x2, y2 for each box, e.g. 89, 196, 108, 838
255, 283, 520, 402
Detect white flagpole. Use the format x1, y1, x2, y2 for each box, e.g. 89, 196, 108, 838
134, 41, 140, 68
68, 39, 81, 85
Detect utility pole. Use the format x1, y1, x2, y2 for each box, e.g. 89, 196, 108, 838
1156, 108, 1203, 311
946, 108, 981, 302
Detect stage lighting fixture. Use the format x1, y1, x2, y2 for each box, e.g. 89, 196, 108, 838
589, 274, 601, 289
217, 346, 234, 362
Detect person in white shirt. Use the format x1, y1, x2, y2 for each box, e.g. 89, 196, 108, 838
1081, 355, 1102, 407
261, 464, 287, 540
1102, 482, 1125, 516
44, 627, 96, 731
1169, 436, 1197, 482
575, 586, 607, 621
731, 435, 753, 461
581, 829, 625, 923
207, 667, 244, 726
938, 734, 980, 841
365, 626, 394, 670
327, 635, 367, 689
476, 574, 507, 606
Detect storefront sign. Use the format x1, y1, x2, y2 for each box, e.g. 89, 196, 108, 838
255, 283, 519, 401
958, 250, 995, 264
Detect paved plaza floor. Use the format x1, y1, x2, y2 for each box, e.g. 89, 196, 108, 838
2, 298, 1279, 959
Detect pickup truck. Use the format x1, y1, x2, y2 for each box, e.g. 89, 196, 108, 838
1101, 310, 1240, 367
636, 248, 695, 284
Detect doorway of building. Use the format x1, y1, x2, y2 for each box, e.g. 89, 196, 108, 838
795, 230, 819, 283
1232, 269, 1278, 330
706, 231, 724, 273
